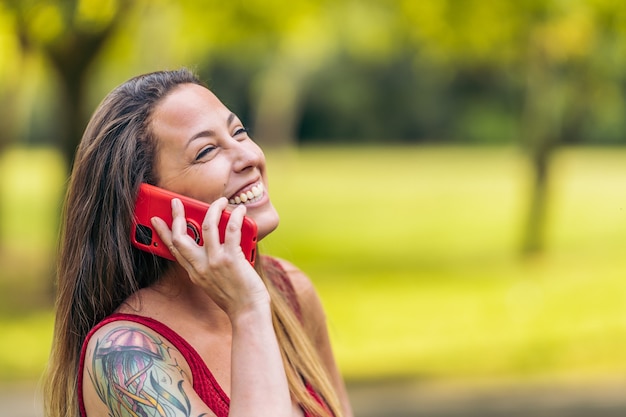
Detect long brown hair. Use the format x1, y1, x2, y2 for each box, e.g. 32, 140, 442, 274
43, 69, 342, 417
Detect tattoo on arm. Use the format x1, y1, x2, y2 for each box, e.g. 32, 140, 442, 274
89, 326, 208, 417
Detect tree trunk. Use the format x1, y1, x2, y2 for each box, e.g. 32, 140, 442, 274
521, 145, 553, 254
520, 40, 563, 256
251, 59, 309, 148
43, 3, 128, 169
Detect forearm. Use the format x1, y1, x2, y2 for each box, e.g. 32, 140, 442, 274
229, 305, 291, 417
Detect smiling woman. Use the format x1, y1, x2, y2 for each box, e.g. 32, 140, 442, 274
42, 69, 352, 417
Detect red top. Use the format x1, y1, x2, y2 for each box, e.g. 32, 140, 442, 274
77, 256, 327, 417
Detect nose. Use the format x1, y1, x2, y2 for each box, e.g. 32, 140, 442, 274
232, 139, 264, 173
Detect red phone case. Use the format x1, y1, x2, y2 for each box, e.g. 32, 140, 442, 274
131, 183, 258, 265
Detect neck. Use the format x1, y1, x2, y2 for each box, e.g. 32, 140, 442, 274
123, 263, 231, 332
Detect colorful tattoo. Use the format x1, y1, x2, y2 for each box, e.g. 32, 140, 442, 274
89, 326, 207, 417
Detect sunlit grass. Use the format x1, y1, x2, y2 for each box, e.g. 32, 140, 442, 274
316, 254, 626, 381
2, 145, 626, 384
0, 312, 54, 380
0, 147, 66, 252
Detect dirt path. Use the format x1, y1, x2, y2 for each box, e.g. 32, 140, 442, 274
0, 383, 43, 417
349, 377, 626, 417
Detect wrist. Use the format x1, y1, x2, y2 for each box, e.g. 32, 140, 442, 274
229, 295, 273, 329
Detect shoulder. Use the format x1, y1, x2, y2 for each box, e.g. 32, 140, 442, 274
84, 319, 183, 360
81, 320, 197, 417
83, 319, 193, 386
269, 257, 328, 335
273, 258, 319, 300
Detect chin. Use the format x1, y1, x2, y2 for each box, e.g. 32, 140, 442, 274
253, 206, 280, 241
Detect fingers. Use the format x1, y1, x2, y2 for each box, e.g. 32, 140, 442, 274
151, 199, 194, 269
201, 198, 246, 262
223, 204, 246, 253
201, 197, 229, 250
150, 215, 171, 246
151, 196, 247, 267
168, 198, 188, 250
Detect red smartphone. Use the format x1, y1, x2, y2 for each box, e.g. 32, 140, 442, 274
131, 183, 258, 265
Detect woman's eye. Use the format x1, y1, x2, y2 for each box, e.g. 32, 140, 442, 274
234, 127, 249, 137
195, 146, 216, 161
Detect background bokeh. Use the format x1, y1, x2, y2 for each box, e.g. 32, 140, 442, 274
1, 1, 626, 416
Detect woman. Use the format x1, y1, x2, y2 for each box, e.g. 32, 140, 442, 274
43, 69, 352, 417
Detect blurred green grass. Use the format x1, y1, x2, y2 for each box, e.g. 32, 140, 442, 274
1, 145, 626, 384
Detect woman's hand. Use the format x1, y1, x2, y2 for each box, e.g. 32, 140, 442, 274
151, 197, 269, 318
151, 197, 292, 417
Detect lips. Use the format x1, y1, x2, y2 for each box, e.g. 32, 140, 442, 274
228, 182, 264, 205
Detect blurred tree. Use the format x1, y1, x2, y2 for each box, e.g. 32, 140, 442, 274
517, 0, 626, 253
0, 3, 20, 153
2, 0, 130, 166
398, 0, 626, 254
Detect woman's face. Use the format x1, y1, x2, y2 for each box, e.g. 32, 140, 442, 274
150, 83, 279, 239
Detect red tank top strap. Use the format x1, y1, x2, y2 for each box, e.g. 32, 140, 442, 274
261, 255, 303, 321
78, 313, 230, 417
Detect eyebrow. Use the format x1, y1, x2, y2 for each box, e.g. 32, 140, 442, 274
185, 113, 237, 148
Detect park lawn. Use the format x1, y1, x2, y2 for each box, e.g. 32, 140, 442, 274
1, 145, 626, 384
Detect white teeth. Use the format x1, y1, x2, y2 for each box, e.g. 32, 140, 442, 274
229, 183, 264, 205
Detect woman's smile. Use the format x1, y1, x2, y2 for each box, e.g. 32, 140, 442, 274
228, 182, 265, 206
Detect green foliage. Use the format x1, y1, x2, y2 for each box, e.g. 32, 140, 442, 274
3, 0, 626, 150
